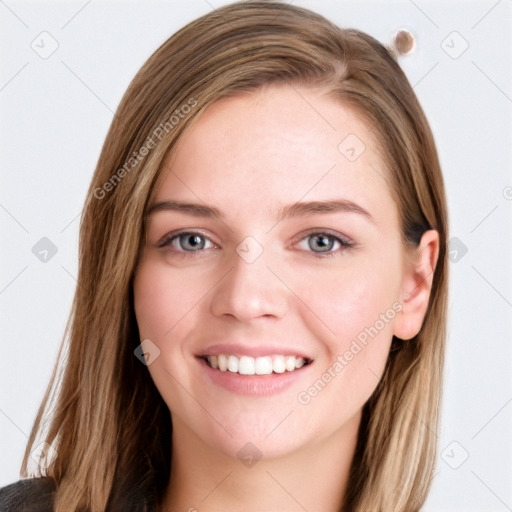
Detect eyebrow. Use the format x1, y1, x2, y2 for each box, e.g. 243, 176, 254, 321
147, 198, 374, 223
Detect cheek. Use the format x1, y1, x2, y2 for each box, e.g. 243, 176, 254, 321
133, 258, 206, 340
291, 278, 398, 429
132, 257, 222, 397
134, 265, 175, 340
296, 252, 402, 341
132, 259, 205, 409
293, 252, 401, 399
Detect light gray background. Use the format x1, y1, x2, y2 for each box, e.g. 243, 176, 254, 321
1, 1, 511, 510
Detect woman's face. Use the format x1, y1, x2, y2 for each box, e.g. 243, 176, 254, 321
133, 85, 424, 460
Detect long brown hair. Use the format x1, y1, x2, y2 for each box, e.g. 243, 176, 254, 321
21, 2, 448, 510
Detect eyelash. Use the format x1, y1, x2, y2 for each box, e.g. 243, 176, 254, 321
157, 230, 354, 259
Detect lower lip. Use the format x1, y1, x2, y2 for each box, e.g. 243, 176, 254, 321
198, 358, 312, 396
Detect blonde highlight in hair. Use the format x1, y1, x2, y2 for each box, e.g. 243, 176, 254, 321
21, 2, 448, 510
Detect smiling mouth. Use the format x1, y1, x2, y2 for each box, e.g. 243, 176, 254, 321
200, 354, 313, 376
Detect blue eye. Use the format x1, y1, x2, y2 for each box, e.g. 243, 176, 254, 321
308, 234, 336, 252
158, 232, 214, 252
157, 230, 352, 259
298, 232, 352, 257
179, 233, 206, 251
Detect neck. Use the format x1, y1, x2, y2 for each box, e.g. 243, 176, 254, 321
160, 412, 361, 512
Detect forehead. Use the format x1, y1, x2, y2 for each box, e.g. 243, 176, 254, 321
155, 84, 396, 225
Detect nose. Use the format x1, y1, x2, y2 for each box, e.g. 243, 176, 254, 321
209, 241, 289, 322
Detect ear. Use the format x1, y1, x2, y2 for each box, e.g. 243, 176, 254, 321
393, 230, 440, 341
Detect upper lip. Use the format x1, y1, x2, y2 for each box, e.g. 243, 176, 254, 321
196, 343, 314, 361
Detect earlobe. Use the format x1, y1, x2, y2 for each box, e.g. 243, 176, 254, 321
393, 230, 440, 341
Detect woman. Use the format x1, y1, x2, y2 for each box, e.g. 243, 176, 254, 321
0, 1, 447, 510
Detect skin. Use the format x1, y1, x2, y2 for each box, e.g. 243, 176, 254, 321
133, 84, 439, 511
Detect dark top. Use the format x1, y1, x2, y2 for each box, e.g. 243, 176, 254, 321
0, 478, 158, 512
0, 478, 55, 512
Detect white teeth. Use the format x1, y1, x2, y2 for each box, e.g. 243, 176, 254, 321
239, 356, 255, 375
272, 355, 286, 373
218, 354, 228, 371
227, 355, 239, 373
285, 356, 296, 372
254, 356, 272, 375
206, 354, 309, 375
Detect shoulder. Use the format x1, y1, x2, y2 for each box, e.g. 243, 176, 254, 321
0, 478, 55, 512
